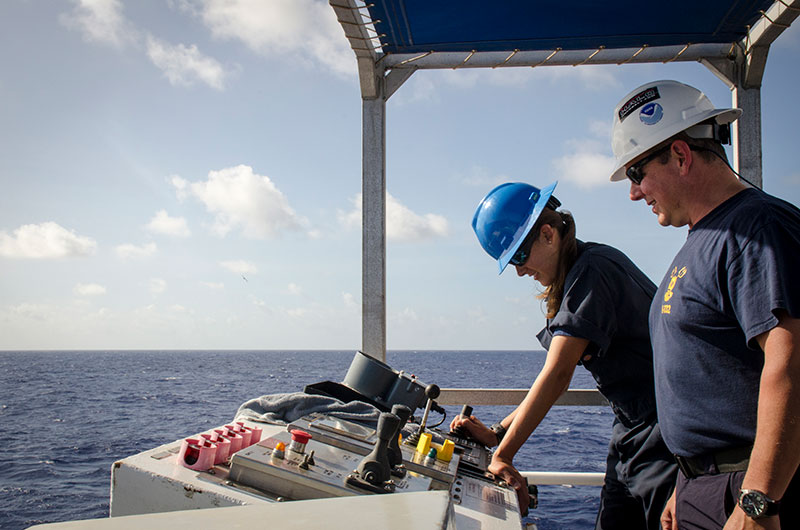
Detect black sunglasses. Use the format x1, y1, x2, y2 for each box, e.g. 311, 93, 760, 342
509, 195, 562, 267
626, 145, 671, 185
510, 229, 537, 267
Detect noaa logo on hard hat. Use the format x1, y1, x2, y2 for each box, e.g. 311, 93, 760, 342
639, 102, 663, 125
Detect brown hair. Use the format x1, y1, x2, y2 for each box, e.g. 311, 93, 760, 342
529, 208, 577, 318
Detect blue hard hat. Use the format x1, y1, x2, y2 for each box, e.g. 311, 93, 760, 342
472, 181, 559, 274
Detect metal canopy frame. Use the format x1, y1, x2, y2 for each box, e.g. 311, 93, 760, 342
330, 0, 800, 361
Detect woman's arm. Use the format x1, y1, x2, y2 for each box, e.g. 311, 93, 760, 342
488, 335, 589, 512
449, 335, 588, 448
493, 334, 589, 462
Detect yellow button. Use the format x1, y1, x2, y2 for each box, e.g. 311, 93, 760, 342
437, 439, 454, 462
416, 432, 432, 455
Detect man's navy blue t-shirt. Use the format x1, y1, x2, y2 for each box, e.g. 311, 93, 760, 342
650, 188, 800, 457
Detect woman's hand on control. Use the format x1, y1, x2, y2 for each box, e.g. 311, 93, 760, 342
449, 415, 499, 447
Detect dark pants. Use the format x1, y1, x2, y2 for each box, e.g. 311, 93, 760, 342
596, 419, 678, 530
676, 465, 800, 529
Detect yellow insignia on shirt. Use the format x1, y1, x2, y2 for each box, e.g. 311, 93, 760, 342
661, 266, 686, 312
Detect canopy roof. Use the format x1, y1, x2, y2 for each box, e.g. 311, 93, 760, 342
367, 0, 773, 54
334, 0, 799, 79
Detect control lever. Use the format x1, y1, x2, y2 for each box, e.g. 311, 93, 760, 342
405, 384, 440, 446
345, 412, 399, 493
388, 404, 411, 477
450, 404, 473, 437
528, 483, 539, 510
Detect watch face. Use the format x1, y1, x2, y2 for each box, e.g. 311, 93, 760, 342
740, 491, 767, 517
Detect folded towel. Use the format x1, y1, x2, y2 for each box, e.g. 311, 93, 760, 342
234, 392, 381, 426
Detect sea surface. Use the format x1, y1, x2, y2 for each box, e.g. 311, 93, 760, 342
0, 350, 613, 530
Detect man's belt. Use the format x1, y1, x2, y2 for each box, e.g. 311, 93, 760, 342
674, 445, 752, 479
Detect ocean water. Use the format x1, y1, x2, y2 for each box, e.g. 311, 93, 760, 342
0, 350, 612, 530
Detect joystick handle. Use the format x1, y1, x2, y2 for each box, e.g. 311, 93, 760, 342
451, 404, 473, 437
388, 405, 411, 469
356, 412, 399, 486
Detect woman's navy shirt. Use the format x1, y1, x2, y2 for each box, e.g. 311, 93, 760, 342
537, 240, 658, 427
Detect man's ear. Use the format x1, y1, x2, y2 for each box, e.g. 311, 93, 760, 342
671, 140, 693, 173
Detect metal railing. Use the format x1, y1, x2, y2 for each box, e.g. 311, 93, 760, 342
439, 387, 607, 487
438, 388, 608, 407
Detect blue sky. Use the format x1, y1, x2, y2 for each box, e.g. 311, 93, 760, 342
1, 1, 798, 350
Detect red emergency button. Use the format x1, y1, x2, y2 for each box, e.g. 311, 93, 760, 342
290, 429, 312, 444
289, 429, 312, 454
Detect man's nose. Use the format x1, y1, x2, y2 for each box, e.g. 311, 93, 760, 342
629, 181, 644, 201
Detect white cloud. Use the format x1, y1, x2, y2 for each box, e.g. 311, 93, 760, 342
146, 35, 229, 90
201, 281, 225, 290
466, 307, 489, 325
286, 307, 307, 318
250, 296, 269, 311
74, 283, 107, 296
192, 0, 355, 78
530, 64, 622, 90
342, 292, 357, 308
7, 303, 53, 321
170, 175, 190, 200
392, 69, 533, 106
588, 119, 612, 140
115, 242, 157, 259
0, 222, 96, 259
339, 193, 449, 242
398, 63, 621, 104
148, 278, 167, 294
552, 139, 615, 190
392, 307, 419, 324
287, 283, 303, 296
146, 210, 191, 237
60, 0, 137, 48
454, 164, 510, 188
181, 165, 307, 239
220, 260, 257, 275
444, 68, 533, 90
393, 75, 439, 105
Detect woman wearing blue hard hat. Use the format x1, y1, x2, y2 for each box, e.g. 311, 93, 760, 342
452, 181, 677, 530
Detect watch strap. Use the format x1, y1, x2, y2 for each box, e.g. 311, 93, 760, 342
738, 489, 781, 518
490, 422, 507, 444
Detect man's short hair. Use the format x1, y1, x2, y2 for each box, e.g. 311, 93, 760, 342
654, 131, 729, 166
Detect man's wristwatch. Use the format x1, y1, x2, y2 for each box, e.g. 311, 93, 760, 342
738, 489, 781, 519
490, 422, 507, 443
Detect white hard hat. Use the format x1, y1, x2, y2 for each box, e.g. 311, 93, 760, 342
609, 80, 742, 182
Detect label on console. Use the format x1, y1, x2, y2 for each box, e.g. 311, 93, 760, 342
464, 479, 513, 508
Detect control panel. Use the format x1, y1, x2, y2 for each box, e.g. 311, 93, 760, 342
229, 429, 433, 499
289, 413, 461, 486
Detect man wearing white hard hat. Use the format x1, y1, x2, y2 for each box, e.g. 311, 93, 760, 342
609, 80, 800, 529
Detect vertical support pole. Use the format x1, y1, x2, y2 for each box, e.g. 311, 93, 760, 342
362, 89, 387, 362
731, 84, 763, 189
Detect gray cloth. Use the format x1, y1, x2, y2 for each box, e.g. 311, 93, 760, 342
234, 392, 382, 426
